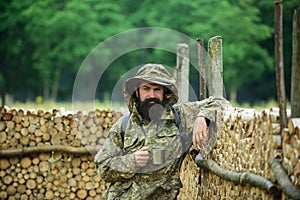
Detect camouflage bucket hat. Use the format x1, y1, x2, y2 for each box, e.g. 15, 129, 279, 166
124, 64, 178, 97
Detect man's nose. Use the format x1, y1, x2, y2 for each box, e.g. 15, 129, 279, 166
148, 90, 155, 98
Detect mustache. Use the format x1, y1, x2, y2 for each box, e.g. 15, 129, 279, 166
142, 98, 162, 105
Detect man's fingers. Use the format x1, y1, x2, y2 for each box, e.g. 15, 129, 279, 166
193, 129, 208, 149
197, 132, 203, 149
135, 150, 149, 159
192, 117, 208, 149
134, 147, 150, 167
193, 132, 196, 148
140, 146, 150, 151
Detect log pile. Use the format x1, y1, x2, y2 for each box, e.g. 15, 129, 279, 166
0, 153, 108, 199
201, 108, 275, 199
282, 117, 300, 199
0, 106, 122, 199
178, 107, 298, 200
263, 107, 300, 199
1, 106, 299, 199
0, 106, 122, 154
178, 153, 200, 199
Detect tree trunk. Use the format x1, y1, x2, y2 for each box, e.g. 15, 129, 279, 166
230, 87, 237, 104
50, 66, 62, 101
43, 76, 49, 101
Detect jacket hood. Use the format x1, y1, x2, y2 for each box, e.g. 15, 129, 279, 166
123, 63, 178, 112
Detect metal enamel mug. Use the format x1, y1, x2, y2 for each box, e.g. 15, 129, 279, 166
151, 147, 166, 165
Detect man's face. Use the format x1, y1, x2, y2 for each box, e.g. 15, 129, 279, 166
135, 82, 165, 122
136, 82, 164, 103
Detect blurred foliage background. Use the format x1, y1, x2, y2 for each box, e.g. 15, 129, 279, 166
0, 0, 299, 109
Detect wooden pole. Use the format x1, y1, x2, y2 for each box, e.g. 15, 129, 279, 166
197, 38, 206, 100
291, 6, 300, 118
176, 43, 189, 103
274, 1, 287, 130
208, 36, 223, 97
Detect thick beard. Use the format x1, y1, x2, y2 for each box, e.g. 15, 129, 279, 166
136, 98, 166, 122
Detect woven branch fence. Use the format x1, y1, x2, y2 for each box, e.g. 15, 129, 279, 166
0, 106, 299, 199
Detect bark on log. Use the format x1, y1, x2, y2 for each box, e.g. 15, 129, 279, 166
195, 153, 279, 196
0, 145, 96, 157
288, 118, 300, 134
268, 158, 300, 199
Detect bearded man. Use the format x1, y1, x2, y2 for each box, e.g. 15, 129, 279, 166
94, 63, 230, 200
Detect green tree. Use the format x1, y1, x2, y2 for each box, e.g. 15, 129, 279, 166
256, 0, 300, 102
21, 0, 128, 101
1, 0, 298, 105
186, 0, 273, 102
0, 0, 38, 103
120, 0, 274, 102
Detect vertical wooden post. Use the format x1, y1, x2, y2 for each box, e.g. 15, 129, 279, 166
274, 1, 287, 129
176, 43, 189, 103
208, 36, 223, 97
197, 38, 206, 100
291, 7, 300, 118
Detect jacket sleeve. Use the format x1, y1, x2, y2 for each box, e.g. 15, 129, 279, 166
94, 117, 136, 182
197, 96, 231, 122
175, 96, 231, 132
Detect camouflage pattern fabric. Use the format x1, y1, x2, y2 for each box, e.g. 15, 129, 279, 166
94, 64, 231, 200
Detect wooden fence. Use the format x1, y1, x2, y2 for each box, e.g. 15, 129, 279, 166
0, 106, 299, 199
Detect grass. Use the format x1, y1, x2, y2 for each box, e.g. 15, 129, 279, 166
7, 100, 128, 113
235, 99, 290, 112
232, 99, 279, 111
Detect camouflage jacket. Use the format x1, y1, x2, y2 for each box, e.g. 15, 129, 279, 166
94, 96, 229, 200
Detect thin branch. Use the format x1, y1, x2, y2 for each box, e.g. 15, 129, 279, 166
195, 153, 280, 197
0, 145, 98, 157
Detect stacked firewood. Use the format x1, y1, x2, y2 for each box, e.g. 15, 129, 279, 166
282, 116, 300, 200
262, 108, 300, 199
1, 105, 299, 199
178, 107, 283, 200
0, 106, 122, 199
0, 153, 108, 199
262, 108, 300, 185
0, 106, 122, 153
